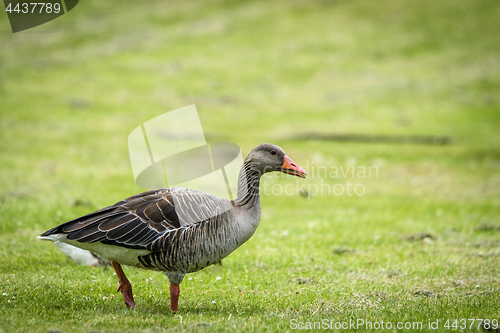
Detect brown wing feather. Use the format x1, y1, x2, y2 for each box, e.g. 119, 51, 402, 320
41, 188, 230, 252
41, 190, 182, 250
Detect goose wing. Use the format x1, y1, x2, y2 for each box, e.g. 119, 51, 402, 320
41, 188, 231, 250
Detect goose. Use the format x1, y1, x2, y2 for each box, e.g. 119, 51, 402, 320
39, 143, 307, 311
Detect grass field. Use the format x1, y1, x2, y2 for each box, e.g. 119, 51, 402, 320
1, 0, 499, 332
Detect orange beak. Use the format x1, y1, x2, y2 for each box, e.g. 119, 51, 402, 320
281, 155, 307, 178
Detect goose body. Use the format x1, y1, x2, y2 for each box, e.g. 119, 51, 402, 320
40, 143, 307, 310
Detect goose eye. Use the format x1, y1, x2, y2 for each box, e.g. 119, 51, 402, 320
270, 150, 277, 156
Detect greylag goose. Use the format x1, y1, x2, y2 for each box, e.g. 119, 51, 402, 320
39, 143, 307, 311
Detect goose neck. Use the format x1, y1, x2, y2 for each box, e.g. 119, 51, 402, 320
234, 161, 262, 207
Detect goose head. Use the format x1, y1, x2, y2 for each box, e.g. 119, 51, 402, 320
245, 143, 307, 178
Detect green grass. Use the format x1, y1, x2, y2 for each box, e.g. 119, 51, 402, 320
1, 0, 499, 332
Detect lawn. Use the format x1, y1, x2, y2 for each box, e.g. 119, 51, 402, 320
0, 0, 499, 332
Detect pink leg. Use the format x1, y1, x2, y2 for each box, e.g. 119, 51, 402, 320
111, 261, 136, 308
170, 284, 180, 311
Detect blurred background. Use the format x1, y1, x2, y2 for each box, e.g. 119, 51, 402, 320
0, 0, 499, 330
1, 0, 498, 198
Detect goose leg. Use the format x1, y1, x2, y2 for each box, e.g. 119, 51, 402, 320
165, 272, 184, 311
111, 261, 136, 308
170, 284, 180, 311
